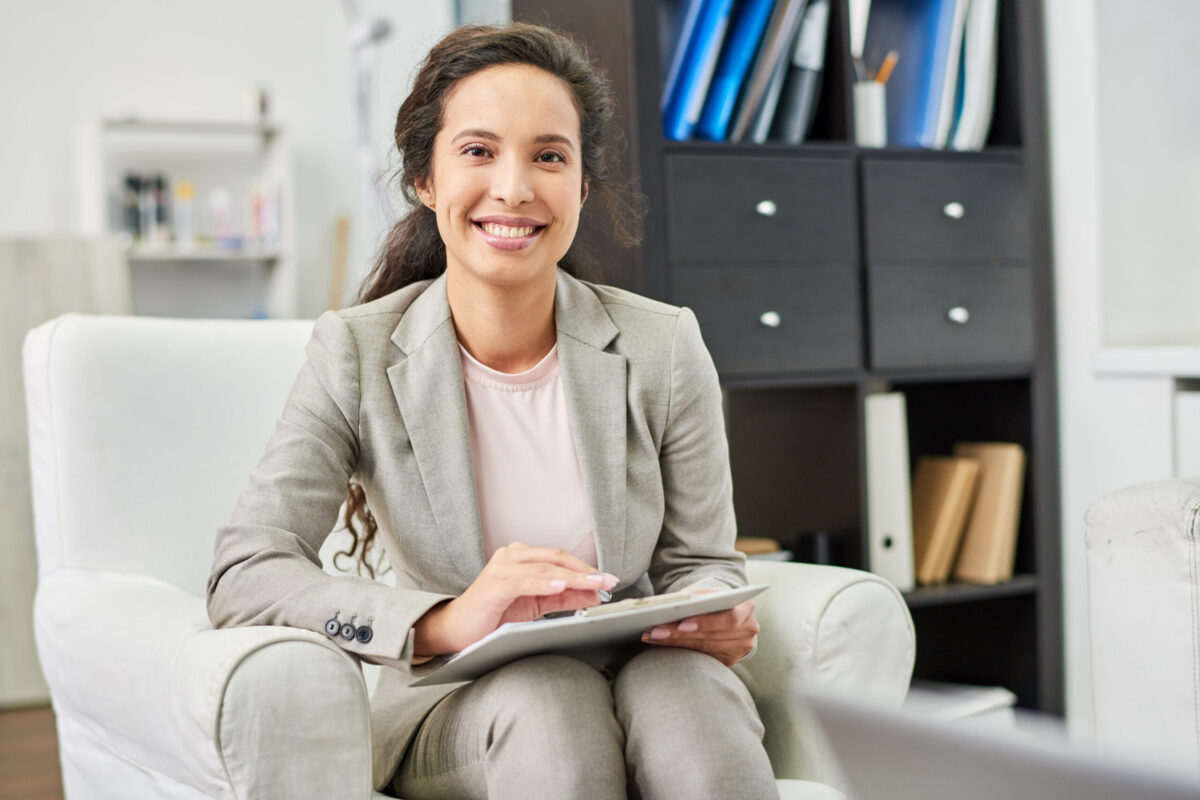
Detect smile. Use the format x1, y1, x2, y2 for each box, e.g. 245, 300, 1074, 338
472, 218, 545, 250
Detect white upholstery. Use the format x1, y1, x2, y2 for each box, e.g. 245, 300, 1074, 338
1085, 478, 1200, 774
24, 313, 916, 799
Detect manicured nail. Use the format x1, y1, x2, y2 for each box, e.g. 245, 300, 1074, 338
649, 627, 671, 640
678, 621, 699, 632
602, 572, 619, 589
587, 573, 605, 582
549, 579, 567, 590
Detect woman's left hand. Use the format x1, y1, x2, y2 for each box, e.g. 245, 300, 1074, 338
641, 596, 759, 667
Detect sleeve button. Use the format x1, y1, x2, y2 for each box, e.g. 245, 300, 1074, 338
340, 623, 356, 640
355, 625, 373, 644
324, 618, 340, 637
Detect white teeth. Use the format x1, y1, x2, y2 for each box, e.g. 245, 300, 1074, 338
480, 222, 535, 238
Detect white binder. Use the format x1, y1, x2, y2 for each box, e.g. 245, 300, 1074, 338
865, 392, 914, 591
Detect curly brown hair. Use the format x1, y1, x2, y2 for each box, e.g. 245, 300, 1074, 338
336, 22, 643, 578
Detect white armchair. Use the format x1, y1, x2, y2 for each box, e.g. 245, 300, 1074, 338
23, 313, 915, 800
1085, 478, 1200, 773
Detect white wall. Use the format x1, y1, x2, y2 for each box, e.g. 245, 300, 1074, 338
0, 0, 455, 317
1048, 0, 1200, 741
1095, 1, 1200, 346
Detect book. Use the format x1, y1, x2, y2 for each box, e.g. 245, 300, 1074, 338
931, 0, 970, 148
863, 0, 967, 148
865, 392, 915, 591
662, 0, 738, 141
729, 0, 810, 144
409, 584, 767, 686
770, 0, 830, 145
951, 442, 1026, 584
696, 0, 777, 141
949, 0, 999, 150
910, 455, 980, 585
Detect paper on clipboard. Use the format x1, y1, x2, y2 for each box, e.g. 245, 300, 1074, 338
410, 584, 767, 687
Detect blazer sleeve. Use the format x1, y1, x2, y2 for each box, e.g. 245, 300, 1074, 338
648, 306, 749, 595
206, 310, 453, 670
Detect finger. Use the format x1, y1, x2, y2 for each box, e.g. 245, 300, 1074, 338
534, 588, 602, 616
643, 626, 752, 643
673, 600, 757, 633
496, 544, 607, 576
496, 561, 620, 593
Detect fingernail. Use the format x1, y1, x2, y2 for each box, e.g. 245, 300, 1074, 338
678, 621, 699, 632
586, 573, 605, 582
549, 579, 567, 590
649, 627, 671, 640
603, 573, 619, 589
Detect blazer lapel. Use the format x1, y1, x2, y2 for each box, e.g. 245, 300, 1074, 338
555, 271, 628, 574
386, 275, 487, 587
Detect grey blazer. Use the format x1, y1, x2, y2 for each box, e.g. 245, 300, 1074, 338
206, 269, 747, 788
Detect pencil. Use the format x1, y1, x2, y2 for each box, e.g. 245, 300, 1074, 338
874, 50, 900, 85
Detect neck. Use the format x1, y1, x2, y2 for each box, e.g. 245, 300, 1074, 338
446, 268, 558, 374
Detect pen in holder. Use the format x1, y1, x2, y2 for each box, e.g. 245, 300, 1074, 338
853, 81, 887, 148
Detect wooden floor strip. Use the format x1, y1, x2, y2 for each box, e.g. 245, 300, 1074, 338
0, 706, 63, 800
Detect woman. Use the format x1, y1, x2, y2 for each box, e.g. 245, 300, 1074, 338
207, 22, 778, 800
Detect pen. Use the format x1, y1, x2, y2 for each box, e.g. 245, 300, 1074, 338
598, 590, 612, 602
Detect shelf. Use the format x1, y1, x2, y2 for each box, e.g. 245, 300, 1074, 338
101, 118, 278, 140
127, 245, 282, 265
903, 574, 1038, 609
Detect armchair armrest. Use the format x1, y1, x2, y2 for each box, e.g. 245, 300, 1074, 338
743, 561, 915, 784
35, 569, 374, 800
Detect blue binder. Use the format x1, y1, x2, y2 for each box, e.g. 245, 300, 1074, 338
662, 0, 737, 141
661, 0, 707, 110
695, 0, 777, 141
863, 0, 962, 148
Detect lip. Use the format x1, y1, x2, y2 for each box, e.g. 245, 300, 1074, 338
472, 215, 546, 227
472, 217, 546, 251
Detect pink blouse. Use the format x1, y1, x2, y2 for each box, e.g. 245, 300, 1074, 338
459, 343, 598, 567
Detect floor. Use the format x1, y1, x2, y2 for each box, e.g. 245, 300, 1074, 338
0, 706, 63, 800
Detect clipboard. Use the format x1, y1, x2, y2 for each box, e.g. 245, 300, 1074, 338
410, 584, 767, 687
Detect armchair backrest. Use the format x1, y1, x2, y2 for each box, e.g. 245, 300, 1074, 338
23, 314, 313, 597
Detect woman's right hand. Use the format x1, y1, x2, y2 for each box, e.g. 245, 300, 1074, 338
412, 542, 619, 656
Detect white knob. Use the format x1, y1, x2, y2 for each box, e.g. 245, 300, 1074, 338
948, 306, 970, 324
943, 202, 965, 220
756, 200, 778, 217
760, 311, 782, 328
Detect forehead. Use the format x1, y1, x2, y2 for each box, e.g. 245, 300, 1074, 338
440, 63, 581, 141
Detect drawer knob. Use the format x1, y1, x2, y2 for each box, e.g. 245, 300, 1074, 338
947, 306, 970, 325
943, 202, 965, 220
755, 200, 778, 217
759, 311, 782, 328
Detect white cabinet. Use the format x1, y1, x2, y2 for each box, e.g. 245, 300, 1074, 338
77, 118, 297, 318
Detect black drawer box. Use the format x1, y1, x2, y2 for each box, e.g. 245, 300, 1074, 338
673, 267, 860, 376
868, 265, 1032, 368
665, 155, 857, 264
862, 159, 1029, 262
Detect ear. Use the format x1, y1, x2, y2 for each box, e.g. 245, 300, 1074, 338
414, 178, 435, 210
580, 179, 589, 206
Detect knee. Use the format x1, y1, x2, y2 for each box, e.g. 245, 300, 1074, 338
615, 648, 746, 703
482, 654, 616, 730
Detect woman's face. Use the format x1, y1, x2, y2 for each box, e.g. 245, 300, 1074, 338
417, 63, 588, 291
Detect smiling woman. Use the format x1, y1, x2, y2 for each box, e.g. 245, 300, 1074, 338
205, 22, 778, 800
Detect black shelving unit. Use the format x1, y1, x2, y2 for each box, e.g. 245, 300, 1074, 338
514, 0, 1062, 714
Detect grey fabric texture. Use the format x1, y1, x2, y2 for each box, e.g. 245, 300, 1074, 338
394, 650, 778, 800
206, 270, 749, 790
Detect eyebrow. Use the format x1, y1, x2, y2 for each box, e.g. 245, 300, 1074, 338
450, 128, 577, 150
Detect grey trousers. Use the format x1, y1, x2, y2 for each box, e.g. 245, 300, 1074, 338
392, 648, 779, 800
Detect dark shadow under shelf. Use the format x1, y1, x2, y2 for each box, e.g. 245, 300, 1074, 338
904, 574, 1038, 609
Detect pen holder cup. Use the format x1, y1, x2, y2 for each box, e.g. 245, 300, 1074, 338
853, 81, 887, 148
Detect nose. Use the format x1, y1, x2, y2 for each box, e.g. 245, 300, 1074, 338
489, 155, 534, 207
